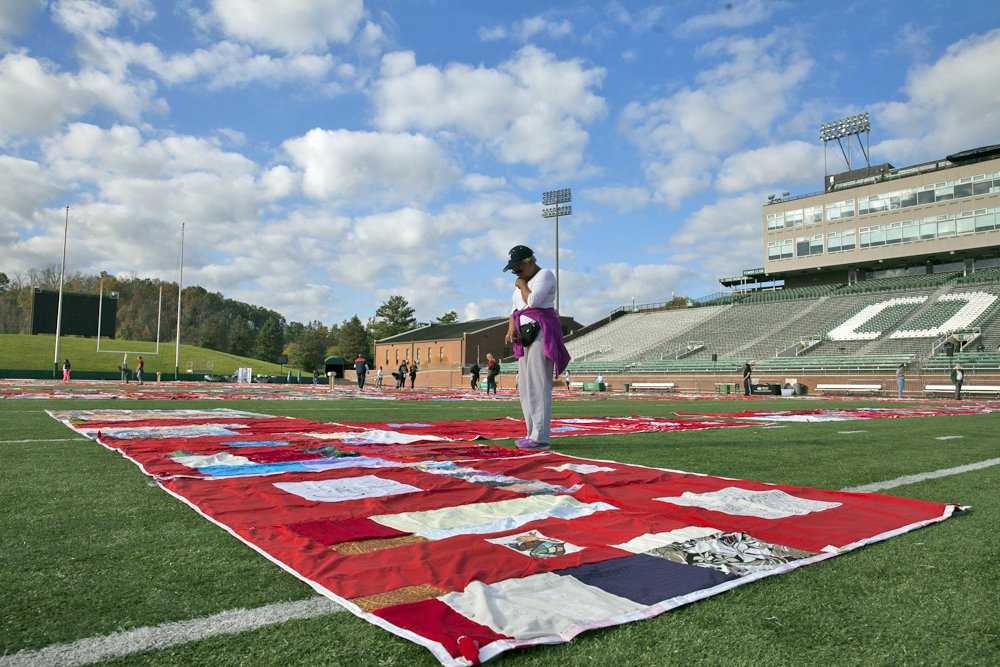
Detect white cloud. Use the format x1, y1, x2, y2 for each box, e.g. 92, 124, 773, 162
874, 28, 1000, 163
605, 2, 667, 33
566, 262, 690, 324
209, 0, 365, 53
667, 193, 764, 276
52, 0, 119, 35
620, 30, 812, 206
42, 123, 258, 181
373, 46, 606, 173
461, 173, 508, 192
716, 141, 821, 193
677, 0, 784, 33
0, 156, 64, 222
0, 0, 45, 38
478, 15, 573, 43
283, 128, 460, 203
0, 53, 95, 136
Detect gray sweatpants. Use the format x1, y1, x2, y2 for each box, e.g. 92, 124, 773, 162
518, 338, 554, 443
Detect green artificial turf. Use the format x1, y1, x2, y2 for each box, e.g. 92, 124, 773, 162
1, 395, 997, 666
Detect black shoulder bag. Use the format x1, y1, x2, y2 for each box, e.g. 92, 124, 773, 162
518, 321, 540, 347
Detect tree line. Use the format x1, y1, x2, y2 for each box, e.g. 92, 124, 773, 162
0, 269, 456, 372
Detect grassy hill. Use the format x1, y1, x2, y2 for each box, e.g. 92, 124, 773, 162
0, 334, 298, 376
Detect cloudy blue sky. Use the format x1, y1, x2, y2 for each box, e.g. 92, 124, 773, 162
2, 1, 999, 327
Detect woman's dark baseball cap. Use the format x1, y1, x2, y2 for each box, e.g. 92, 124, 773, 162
503, 245, 534, 272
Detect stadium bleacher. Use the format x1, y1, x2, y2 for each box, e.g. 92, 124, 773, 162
558, 277, 1000, 381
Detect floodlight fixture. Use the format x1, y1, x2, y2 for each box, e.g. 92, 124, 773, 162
542, 188, 572, 313
820, 111, 871, 184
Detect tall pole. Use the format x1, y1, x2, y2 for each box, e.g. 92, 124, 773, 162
555, 208, 560, 313
175, 222, 185, 380
53, 206, 69, 378
542, 188, 572, 313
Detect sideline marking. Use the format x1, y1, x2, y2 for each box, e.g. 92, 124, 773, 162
841, 457, 1000, 493
0, 597, 344, 667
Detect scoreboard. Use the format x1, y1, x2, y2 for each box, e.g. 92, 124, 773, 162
31, 290, 117, 338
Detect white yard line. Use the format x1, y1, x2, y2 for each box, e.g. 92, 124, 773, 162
841, 457, 1000, 493
0, 597, 344, 667
0, 438, 87, 444
8, 457, 999, 665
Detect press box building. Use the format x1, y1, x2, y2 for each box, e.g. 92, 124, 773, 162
733, 144, 1000, 289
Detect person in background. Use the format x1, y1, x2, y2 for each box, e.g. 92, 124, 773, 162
896, 363, 905, 399
470, 361, 481, 391
503, 245, 570, 450
397, 360, 408, 389
409, 362, 418, 389
596, 372, 604, 387
485, 353, 500, 395
62, 359, 71, 382
136, 356, 145, 385
741, 361, 752, 396
952, 364, 964, 400
564, 369, 571, 390
376, 366, 384, 388
355, 354, 368, 390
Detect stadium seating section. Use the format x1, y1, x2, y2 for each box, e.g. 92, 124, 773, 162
562, 273, 1000, 377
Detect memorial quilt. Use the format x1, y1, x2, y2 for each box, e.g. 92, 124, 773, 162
49, 408, 960, 666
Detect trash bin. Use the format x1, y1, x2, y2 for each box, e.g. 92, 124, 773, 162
156, 372, 161, 383
623, 383, 630, 393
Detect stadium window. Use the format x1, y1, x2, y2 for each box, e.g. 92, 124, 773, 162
957, 213, 975, 234
954, 183, 973, 198
902, 221, 919, 242
916, 190, 935, 205
937, 217, 956, 237
785, 209, 803, 228
395, 349, 399, 363
439, 347, 444, 361
825, 199, 855, 221
795, 235, 823, 257
768, 239, 792, 260
935, 185, 955, 201
859, 195, 885, 215
810, 235, 823, 255
885, 224, 902, 245
869, 227, 886, 247
804, 205, 822, 225
385, 350, 389, 364
416, 349, 420, 364
427, 347, 432, 365
900, 191, 918, 208
767, 212, 784, 230
920, 220, 937, 239
975, 210, 996, 231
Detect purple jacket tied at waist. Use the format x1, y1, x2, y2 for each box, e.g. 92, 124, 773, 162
512, 307, 571, 376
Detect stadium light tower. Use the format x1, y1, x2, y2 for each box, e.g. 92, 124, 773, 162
820, 112, 871, 187
52, 206, 69, 378
542, 188, 572, 313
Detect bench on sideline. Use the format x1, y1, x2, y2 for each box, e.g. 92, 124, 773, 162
628, 382, 676, 392
815, 383, 882, 395
924, 384, 1000, 397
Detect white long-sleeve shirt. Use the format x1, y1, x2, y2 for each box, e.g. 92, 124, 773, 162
511, 268, 556, 325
